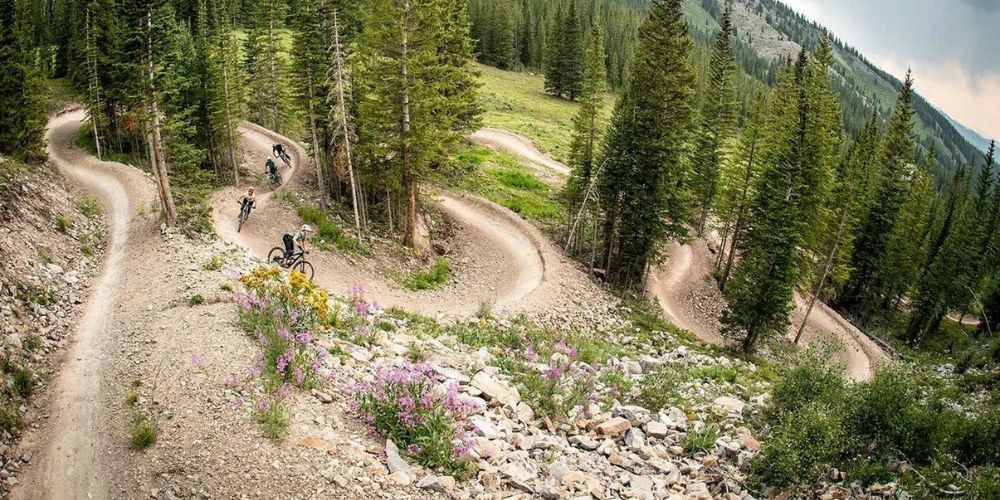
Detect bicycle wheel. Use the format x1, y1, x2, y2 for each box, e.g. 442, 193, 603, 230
294, 260, 315, 282
267, 247, 286, 266
268, 174, 281, 191
238, 209, 248, 233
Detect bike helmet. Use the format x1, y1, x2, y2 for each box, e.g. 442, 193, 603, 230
301, 224, 313, 233
248, 187, 255, 194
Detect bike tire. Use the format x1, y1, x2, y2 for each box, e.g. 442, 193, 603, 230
267, 247, 286, 266
238, 209, 248, 233
295, 260, 315, 282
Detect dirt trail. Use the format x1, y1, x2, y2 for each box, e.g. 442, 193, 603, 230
476, 126, 886, 380
470, 128, 571, 176
649, 240, 885, 380
210, 124, 558, 317
14, 110, 157, 499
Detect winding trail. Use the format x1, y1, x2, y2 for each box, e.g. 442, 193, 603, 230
15, 110, 157, 499
211, 124, 558, 317
470, 127, 886, 380
470, 128, 571, 175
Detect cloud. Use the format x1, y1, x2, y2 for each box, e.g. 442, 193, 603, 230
780, 0, 1000, 140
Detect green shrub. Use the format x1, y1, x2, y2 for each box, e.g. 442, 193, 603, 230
636, 368, 684, 412
255, 397, 289, 440
203, 254, 224, 271
11, 367, 32, 398
401, 258, 452, 291
76, 195, 101, 219
751, 401, 848, 487
0, 396, 23, 433
55, 216, 72, 233
684, 424, 720, 454
188, 294, 205, 306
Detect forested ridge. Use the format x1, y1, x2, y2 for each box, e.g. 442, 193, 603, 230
469, 0, 985, 176
3, 0, 1000, 496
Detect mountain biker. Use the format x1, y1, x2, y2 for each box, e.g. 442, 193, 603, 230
239, 187, 257, 214
272, 143, 291, 167
265, 156, 278, 179
282, 224, 312, 266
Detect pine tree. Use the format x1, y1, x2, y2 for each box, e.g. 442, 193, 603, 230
245, 0, 288, 132
543, 5, 565, 97
565, 23, 607, 216
561, 0, 583, 100
0, 0, 46, 161
690, 5, 737, 235
598, 0, 696, 288
207, 0, 243, 184
714, 91, 766, 290
840, 71, 917, 322
722, 47, 841, 354
293, 0, 328, 201
908, 143, 996, 342
355, 0, 480, 250
326, 6, 362, 236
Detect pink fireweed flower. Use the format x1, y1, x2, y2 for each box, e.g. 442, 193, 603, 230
295, 331, 312, 344
288, 308, 299, 326
294, 366, 306, 385
232, 395, 245, 407
407, 444, 421, 455
278, 327, 292, 341
258, 398, 270, 411
524, 347, 539, 363
276, 382, 292, 400
190, 354, 203, 367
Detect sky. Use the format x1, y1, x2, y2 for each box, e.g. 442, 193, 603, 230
780, 0, 1000, 143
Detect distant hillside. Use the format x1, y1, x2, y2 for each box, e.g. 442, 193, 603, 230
686, 0, 984, 174
944, 113, 992, 154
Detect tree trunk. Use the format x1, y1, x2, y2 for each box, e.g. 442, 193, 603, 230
331, 9, 361, 237
399, 0, 421, 249
146, 8, 176, 225
795, 206, 849, 344
268, 14, 280, 133
220, 33, 239, 185
306, 73, 326, 204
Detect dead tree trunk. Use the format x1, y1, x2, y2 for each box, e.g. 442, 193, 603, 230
328, 9, 362, 237
146, 8, 177, 225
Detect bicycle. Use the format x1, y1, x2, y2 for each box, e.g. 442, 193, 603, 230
267, 171, 283, 191
268, 247, 314, 281
237, 201, 253, 233
277, 150, 292, 169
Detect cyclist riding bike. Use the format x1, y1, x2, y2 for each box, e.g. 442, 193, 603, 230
272, 143, 291, 168
282, 224, 312, 266
239, 187, 257, 214
265, 156, 279, 178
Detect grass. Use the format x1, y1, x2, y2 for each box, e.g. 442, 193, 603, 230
476, 63, 614, 162
399, 258, 452, 291
188, 294, 205, 306
296, 205, 369, 256
685, 423, 720, 453
255, 400, 290, 440
129, 413, 157, 450
453, 145, 565, 228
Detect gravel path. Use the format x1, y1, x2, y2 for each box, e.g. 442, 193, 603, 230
14, 110, 158, 499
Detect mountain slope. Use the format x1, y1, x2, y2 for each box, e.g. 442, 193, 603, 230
686, 0, 985, 173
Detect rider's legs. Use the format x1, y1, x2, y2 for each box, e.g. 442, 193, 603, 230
282, 234, 295, 266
